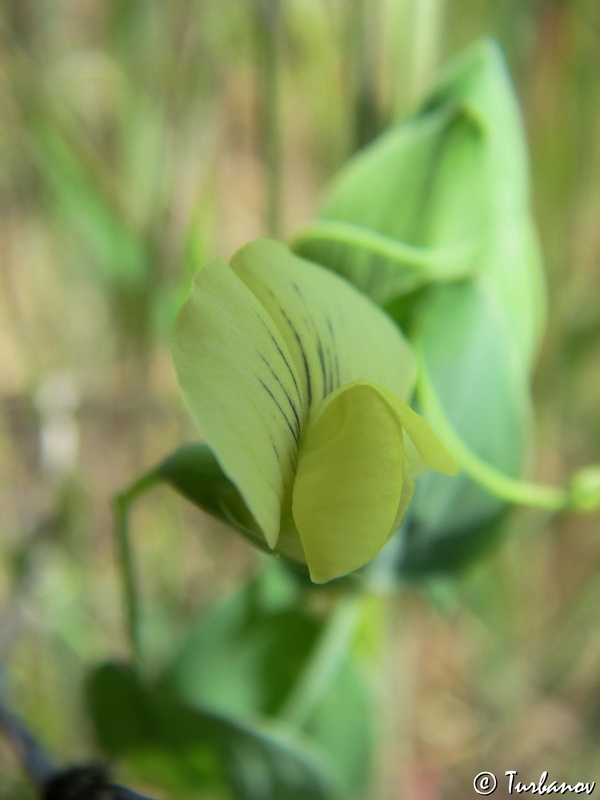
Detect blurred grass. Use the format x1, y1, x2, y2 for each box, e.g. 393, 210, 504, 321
0, 1, 599, 798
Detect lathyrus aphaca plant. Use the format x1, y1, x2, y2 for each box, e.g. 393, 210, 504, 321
161, 39, 546, 581
153, 39, 598, 582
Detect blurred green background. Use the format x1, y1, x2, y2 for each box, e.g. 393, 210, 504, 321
1, 1, 599, 798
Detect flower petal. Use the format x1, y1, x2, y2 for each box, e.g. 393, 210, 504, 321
173, 256, 303, 548
230, 238, 416, 417
377, 385, 459, 475
292, 381, 406, 583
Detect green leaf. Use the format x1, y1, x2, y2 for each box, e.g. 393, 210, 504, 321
399, 507, 510, 575
160, 572, 323, 718
159, 443, 235, 523
87, 662, 341, 800
294, 40, 545, 371
294, 104, 483, 303
304, 658, 374, 797
159, 572, 375, 799
398, 279, 530, 573
158, 443, 269, 553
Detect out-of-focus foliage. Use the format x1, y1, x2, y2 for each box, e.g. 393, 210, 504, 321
1, 1, 600, 799
88, 663, 341, 800
82, 565, 374, 799
156, 568, 374, 797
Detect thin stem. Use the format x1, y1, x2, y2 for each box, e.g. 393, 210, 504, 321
417, 357, 569, 511
293, 219, 477, 278
281, 593, 362, 728
112, 469, 160, 670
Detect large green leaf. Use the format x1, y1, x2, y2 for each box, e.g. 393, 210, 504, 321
398, 279, 529, 573
87, 662, 341, 800
294, 105, 483, 304
160, 572, 322, 718
159, 571, 375, 798
294, 40, 546, 370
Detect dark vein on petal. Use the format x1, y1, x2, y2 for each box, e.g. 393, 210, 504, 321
267, 433, 288, 491
325, 344, 334, 395
291, 281, 328, 402
268, 328, 302, 402
279, 306, 312, 408
259, 353, 302, 439
258, 316, 303, 404
269, 420, 298, 471
333, 349, 341, 386
268, 437, 296, 491
326, 316, 342, 387
270, 439, 281, 465
259, 377, 300, 446
316, 338, 328, 399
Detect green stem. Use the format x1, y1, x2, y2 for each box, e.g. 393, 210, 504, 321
417, 357, 569, 511
293, 219, 477, 278
281, 592, 362, 728
112, 469, 160, 670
